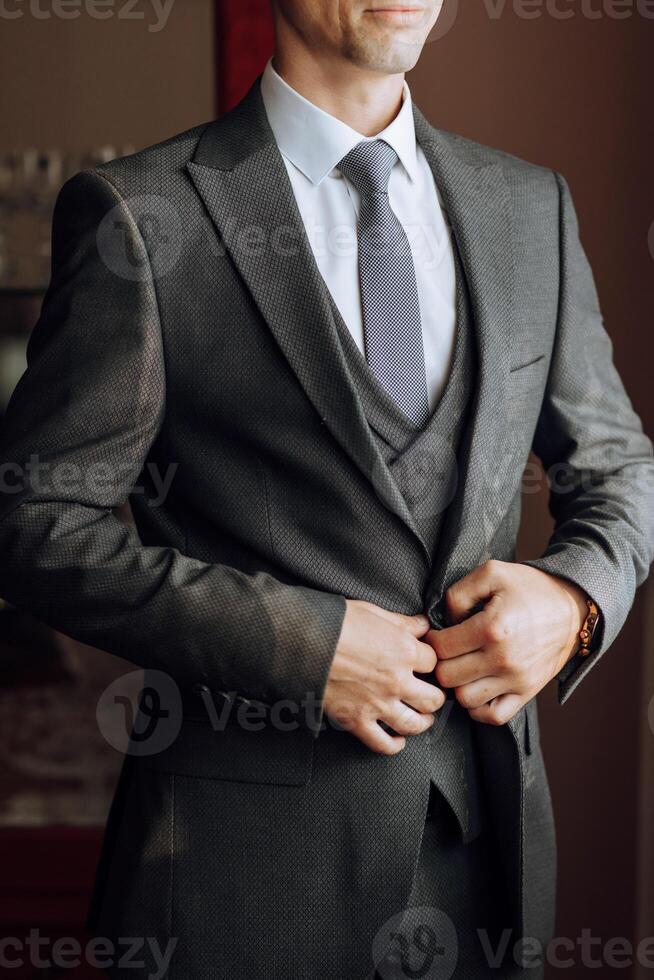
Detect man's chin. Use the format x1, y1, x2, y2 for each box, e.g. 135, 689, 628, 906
347, 37, 426, 74
358, 53, 424, 75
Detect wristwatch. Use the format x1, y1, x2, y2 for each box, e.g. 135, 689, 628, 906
577, 595, 601, 656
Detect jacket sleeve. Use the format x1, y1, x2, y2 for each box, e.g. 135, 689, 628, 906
0, 169, 346, 727
519, 170, 654, 703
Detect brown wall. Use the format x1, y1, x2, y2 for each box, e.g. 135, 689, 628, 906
409, 3, 653, 972
0, 0, 215, 153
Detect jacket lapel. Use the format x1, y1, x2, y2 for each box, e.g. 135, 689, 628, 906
187, 80, 429, 559
413, 110, 518, 619
414, 110, 526, 934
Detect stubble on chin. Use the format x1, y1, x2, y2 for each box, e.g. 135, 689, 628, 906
340, 20, 428, 74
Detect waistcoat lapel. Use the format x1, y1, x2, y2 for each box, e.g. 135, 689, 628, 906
329, 243, 476, 559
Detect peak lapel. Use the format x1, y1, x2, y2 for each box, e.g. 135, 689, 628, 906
415, 108, 525, 935
414, 116, 517, 617
186, 80, 429, 559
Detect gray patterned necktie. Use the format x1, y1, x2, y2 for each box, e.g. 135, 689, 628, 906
338, 139, 430, 428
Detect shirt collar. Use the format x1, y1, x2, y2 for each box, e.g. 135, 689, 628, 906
260, 57, 420, 186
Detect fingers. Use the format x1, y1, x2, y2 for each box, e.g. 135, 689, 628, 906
426, 615, 486, 660
392, 610, 431, 637
334, 694, 436, 754
445, 559, 507, 624
329, 601, 447, 756
365, 666, 442, 716
360, 601, 430, 637
327, 694, 409, 754
381, 700, 436, 736
469, 692, 524, 726
454, 676, 508, 710
402, 676, 446, 713
355, 722, 407, 756
435, 650, 489, 688
428, 590, 514, 663
412, 639, 438, 674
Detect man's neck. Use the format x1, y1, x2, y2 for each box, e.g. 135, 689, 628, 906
271, 49, 405, 137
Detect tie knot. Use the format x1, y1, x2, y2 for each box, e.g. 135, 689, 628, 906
337, 139, 398, 197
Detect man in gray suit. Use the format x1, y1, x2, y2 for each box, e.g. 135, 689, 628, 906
0, 1, 653, 977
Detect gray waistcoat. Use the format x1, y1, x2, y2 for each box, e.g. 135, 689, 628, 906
327, 245, 485, 843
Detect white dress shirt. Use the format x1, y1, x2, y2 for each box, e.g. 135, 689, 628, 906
260, 58, 457, 412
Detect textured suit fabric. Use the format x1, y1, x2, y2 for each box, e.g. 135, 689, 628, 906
348, 240, 476, 568
373, 787, 533, 980
0, 75, 653, 979
332, 241, 484, 844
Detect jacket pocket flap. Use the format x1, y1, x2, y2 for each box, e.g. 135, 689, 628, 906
142, 714, 315, 786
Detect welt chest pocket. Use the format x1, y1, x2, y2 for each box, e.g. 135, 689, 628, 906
509, 351, 547, 376
506, 352, 549, 410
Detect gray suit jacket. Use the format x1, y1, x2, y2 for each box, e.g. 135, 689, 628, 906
0, 77, 653, 978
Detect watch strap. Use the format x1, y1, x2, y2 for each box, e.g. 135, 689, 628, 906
578, 596, 600, 656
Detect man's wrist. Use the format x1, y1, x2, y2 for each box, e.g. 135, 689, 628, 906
561, 582, 601, 661
550, 576, 596, 665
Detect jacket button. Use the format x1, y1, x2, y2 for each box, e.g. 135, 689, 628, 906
429, 607, 445, 628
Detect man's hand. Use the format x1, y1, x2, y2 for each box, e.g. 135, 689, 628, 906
425, 559, 588, 726
323, 600, 445, 755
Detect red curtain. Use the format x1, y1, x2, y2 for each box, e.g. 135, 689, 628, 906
216, 0, 274, 114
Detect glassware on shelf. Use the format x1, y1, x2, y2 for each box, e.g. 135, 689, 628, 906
0, 148, 51, 291
0, 144, 139, 293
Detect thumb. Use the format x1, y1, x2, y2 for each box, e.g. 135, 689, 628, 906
373, 608, 430, 636
446, 560, 505, 624
402, 612, 431, 637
